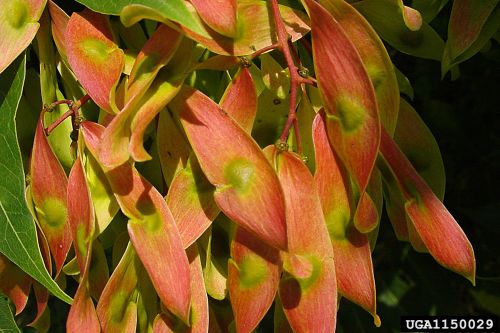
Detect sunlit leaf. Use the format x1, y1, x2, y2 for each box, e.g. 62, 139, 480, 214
131, 81, 184, 161
126, 24, 182, 107
379, 128, 476, 283
312, 113, 379, 323
354, 191, 379, 234
319, 0, 400, 136
167, 157, 219, 248
66, 156, 100, 333
99, 24, 184, 167
220, 68, 257, 133
82, 121, 192, 323
177, 0, 310, 56
37, 10, 74, 169
85, 152, 119, 235
65, 9, 124, 112
67, 272, 99, 333
199, 226, 228, 301
228, 228, 281, 333
306, 0, 380, 198
382, 99, 446, 249
75, 0, 209, 38
272, 147, 337, 333
261, 54, 290, 102
67, 156, 94, 272
150, 246, 207, 332
187, 244, 209, 331
100, 72, 184, 168
170, 87, 288, 250
0, 0, 46, 74
152, 313, 175, 333
157, 110, 191, 187
190, 0, 237, 38
22, 202, 53, 326
48, 1, 69, 65
30, 116, 72, 276
96, 242, 138, 333
169, 68, 258, 242
0, 54, 69, 303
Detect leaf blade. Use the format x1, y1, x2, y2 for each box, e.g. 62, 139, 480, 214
228, 228, 281, 333
0, 54, 70, 303
170, 87, 288, 250
65, 9, 124, 112
0, 293, 21, 333
306, 0, 380, 196
75, 0, 208, 38
313, 112, 379, 322
379, 129, 476, 283
272, 147, 337, 333
0, 0, 46, 74
319, 0, 400, 136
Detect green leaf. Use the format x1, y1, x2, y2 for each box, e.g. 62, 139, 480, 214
0, 54, 71, 304
394, 66, 414, 99
470, 289, 500, 316
353, 0, 445, 61
0, 293, 20, 333
442, 1, 500, 76
75, 0, 208, 38
411, 0, 449, 22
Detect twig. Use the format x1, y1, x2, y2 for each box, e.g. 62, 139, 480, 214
251, 43, 279, 59
269, 0, 305, 147
44, 94, 91, 136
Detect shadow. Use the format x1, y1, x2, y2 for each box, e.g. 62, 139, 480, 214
346, 225, 369, 248
0, 53, 24, 111
106, 162, 156, 216
235, 228, 281, 266
106, 163, 135, 195
280, 274, 302, 309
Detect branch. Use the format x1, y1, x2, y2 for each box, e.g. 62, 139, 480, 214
44, 94, 91, 136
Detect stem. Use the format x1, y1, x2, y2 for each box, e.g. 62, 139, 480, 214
293, 118, 302, 153
36, 9, 58, 106
45, 94, 91, 135
48, 99, 74, 108
45, 109, 74, 135
269, 0, 302, 145
300, 77, 317, 86
251, 43, 279, 59
288, 40, 301, 66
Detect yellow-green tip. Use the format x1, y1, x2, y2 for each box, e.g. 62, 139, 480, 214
373, 314, 382, 327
